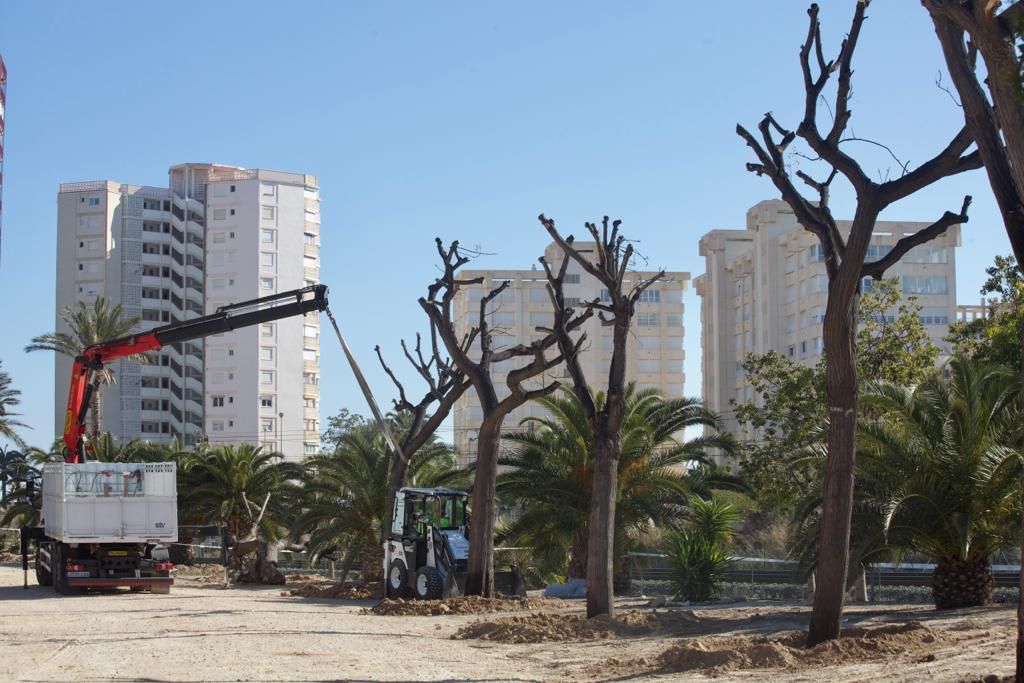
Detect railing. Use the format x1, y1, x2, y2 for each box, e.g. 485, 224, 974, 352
59, 180, 113, 193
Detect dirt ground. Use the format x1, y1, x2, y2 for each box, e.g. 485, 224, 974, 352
0, 562, 1016, 682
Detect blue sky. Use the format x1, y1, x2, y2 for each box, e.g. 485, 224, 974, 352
0, 1, 1012, 449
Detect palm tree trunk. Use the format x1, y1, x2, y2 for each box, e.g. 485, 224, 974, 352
568, 529, 588, 579
89, 378, 102, 442
586, 426, 618, 619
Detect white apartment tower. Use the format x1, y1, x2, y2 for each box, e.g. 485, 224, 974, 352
695, 200, 960, 434
54, 163, 322, 461
451, 242, 689, 465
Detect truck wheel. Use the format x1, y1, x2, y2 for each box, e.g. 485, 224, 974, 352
35, 547, 52, 587
387, 560, 410, 598
414, 567, 443, 600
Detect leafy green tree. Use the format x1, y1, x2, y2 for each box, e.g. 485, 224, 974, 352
320, 408, 368, 454
734, 279, 939, 510
289, 416, 467, 582
26, 298, 148, 441
0, 360, 28, 448
496, 386, 739, 583
947, 255, 1024, 370
792, 357, 1023, 608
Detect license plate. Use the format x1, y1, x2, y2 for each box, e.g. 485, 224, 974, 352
67, 571, 90, 578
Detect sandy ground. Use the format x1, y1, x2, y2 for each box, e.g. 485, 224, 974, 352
0, 562, 1016, 682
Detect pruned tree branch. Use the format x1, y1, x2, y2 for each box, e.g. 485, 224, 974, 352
862, 195, 973, 280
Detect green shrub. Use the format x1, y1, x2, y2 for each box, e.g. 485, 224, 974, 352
665, 528, 733, 602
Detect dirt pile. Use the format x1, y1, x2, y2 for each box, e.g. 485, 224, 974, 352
648, 621, 951, 676
285, 576, 380, 600
368, 595, 565, 617
0, 552, 22, 563
174, 564, 226, 584
453, 608, 701, 644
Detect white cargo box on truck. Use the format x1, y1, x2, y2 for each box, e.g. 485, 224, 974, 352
42, 462, 178, 544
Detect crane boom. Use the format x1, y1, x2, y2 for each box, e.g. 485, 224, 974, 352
63, 284, 328, 462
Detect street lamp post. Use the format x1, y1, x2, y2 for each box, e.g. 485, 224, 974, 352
278, 411, 284, 457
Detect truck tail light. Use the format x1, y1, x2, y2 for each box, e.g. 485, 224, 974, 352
155, 562, 174, 572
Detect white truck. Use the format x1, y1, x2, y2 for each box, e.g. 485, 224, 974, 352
30, 461, 178, 594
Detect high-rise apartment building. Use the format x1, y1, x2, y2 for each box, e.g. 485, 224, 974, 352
451, 242, 689, 464
54, 163, 321, 461
1, 53, 7, 261
695, 199, 960, 434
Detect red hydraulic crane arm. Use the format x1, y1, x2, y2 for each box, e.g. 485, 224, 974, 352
62, 284, 329, 463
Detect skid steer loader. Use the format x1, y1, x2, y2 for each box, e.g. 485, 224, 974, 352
383, 487, 524, 599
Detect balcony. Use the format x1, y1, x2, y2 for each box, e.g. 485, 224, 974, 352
304, 244, 319, 258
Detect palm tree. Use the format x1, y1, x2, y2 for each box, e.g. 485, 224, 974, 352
0, 360, 28, 447
793, 357, 1023, 609
25, 297, 147, 441
178, 443, 300, 543
0, 446, 29, 505
496, 385, 740, 582
289, 419, 467, 583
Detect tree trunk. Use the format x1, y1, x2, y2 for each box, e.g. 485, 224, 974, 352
568, 528, 588, 579
89, 380, 102, 443
465, 415, 501, 597
807, 287, 859, 647
586, 427, 618, 619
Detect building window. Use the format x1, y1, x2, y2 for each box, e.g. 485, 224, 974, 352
304, 397, 317, 408
564, 273, 580, 284
211, 396, 224, 407
260, 252, 275, 268
260, 277, 274, 289
304, 372, 319, 385
303, 232, 317, 246
262, 324, 274, 337
261, 206, 275, 220
212, 421, 224, 432
213, 208, 226, 221
303, 349, 317, 361
213, 232, 226, 244
902, 275, 948, 295
637, 312, 658, 326
304, 443, 318, 454
808, 244, 826, 263
260, 347, 274, 361
211, 372, 225, 385
637, 289, 660, 303
261, 371, 274, 385
260, 396, 273, 408
638, 359, 660, 373
262, 229, 275, 243
262, 418, 275, 433
230, 185, 236, 193
87, 196, 100, 206
666, 314, 682, 327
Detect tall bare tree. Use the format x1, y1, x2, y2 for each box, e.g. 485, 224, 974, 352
419, 239, 590, 596
737, 1, 981, 645
375, 324, 472, 540
538, 215, 665, 618
921, 3, 1024, 675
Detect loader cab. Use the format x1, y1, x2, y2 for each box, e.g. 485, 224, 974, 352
390, 487, 468, 539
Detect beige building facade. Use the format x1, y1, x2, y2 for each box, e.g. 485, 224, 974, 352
54, 164, 321, 460
451, 242, 689, 465
695, 200, 960, 434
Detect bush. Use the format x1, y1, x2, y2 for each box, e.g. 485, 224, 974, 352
664, 528, 733, 602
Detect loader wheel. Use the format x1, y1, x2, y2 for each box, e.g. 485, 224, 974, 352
387, 560, 410, 598
414, 567, 443, 600
35, 548, 52, 587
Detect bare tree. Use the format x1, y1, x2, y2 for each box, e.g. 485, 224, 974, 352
924, 1, 1024, 265
736, 1, 981, 645
419, 239, 591, 596
920, 3, 1024, 675
375, 327, 472, 541
538, 215, 665, 618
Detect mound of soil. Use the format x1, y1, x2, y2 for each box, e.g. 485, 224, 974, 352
368, 595, 565, 617
174, 564, 227, 584
0, 552, 22, 563
453, 608, 701, 644
285, 579, 379, 600
651, 621, 950, 676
